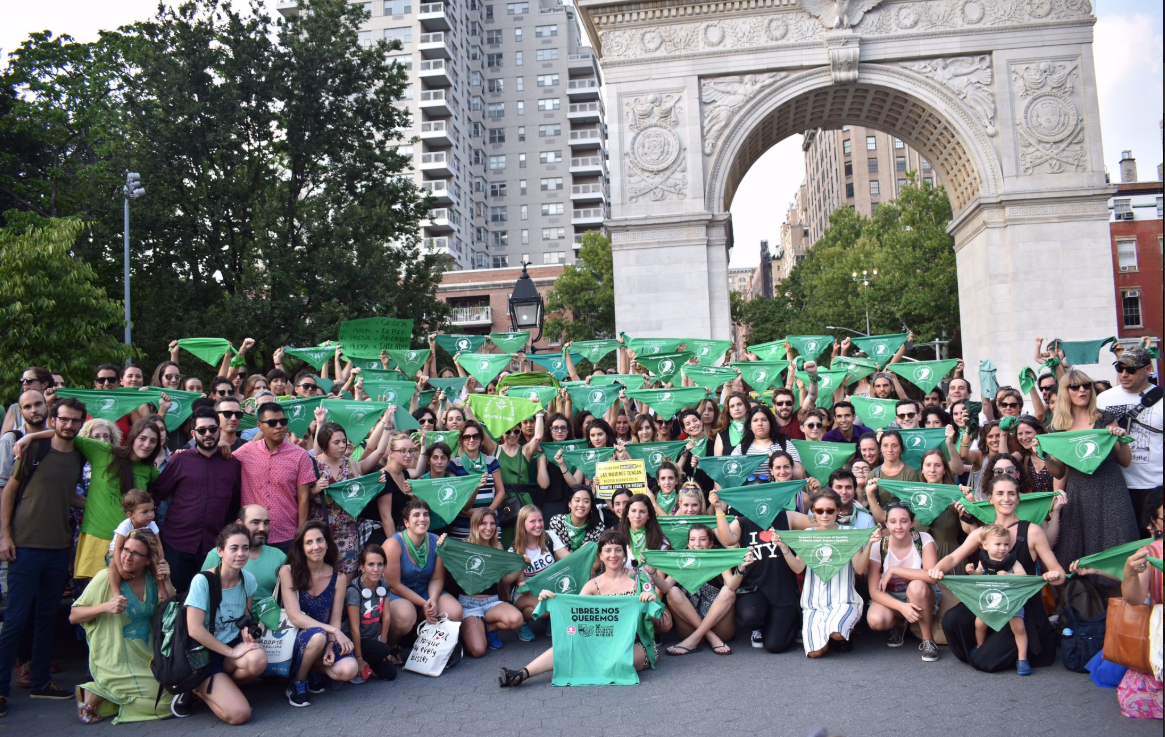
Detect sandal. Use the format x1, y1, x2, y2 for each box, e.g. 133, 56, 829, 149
498, 666, 529, 688
76, 686, 103, 725
388, 647, 404, 667
711, 644, 732, 656
665, 644, 700, 657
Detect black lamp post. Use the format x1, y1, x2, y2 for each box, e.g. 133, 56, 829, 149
508, 261, 544, 347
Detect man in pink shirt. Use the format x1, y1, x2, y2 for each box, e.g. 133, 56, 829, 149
232, 402, 316, 552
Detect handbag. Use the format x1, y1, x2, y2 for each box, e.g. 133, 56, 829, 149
257, 574, 299, 678
1102, 597, 1152, 674
496, 492, 524, 527
402, 614, 462, 677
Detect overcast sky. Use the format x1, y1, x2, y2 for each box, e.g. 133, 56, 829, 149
2, 0, 1161, 271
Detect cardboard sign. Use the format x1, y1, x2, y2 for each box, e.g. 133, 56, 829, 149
338, 317, 414, 358
593, 459, 647, 501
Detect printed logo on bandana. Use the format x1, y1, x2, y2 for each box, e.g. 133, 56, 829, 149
477, 360, 492, 372
551, 359, 564, 371
908, 436, 925, 448
753, 370, 768, 383
366, 360, 379, 369
171, 400, 183, 416
814, 545, 837, 564
346, 482, 364, 498
383, 390, 398, 402
407, 351, 419, 361
698, 346, 711, 356
756, 503, 771, 518
1075, 440, 1100, 460
438, 485, 458, 503
457, 339, 471, 351
567, 625, 577, 635
814, 451, 834, 467
649, 451, 664, 466
979, 589, 1009, 612
645, 345, 662, 355
678, 556, 699, 569
915, 367, 932, 382
724, 460, 742, 476
820, 376, 833, 389
659, 359, 676, 375
100, 398, 117, 412
660, 392, 673, 402
350, 410, 368, 424
590, 389, 605, 404
805, 340, 819, 353
585, 450, 597, 461
869, 404, 886, 417
556, 575, 576, 593
465, 555, 485, 575
291, 405, 305, 418
875, 343, 888, 355
526, 390, 541, 402
911, 492, 930, 509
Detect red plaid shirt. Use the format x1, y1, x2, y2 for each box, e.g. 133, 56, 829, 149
233, 438, 316, 544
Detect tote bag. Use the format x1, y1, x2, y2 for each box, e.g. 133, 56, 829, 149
256, 578, 299, 678
403, 614, 462, 677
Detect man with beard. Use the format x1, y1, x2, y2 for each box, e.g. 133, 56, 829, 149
822, 401, 870, 447
183, 398, 246, 451
1096, 346, 1162, 517
150, 407, 242, 591
0, 391, 49, 488
202, 504, 286, 595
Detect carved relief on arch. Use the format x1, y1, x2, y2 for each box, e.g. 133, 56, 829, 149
1009, 58, 1087, 174
623, 92, 689, 203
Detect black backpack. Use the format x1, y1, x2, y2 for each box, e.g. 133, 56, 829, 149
151, 568, 222, 698
1058, 576, 1108, 673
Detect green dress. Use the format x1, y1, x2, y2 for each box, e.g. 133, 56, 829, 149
73, 569, 172, 723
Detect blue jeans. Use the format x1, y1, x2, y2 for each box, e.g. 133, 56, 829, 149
0, 547, 70, 695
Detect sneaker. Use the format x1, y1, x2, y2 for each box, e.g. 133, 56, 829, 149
30, 681, 71, 700
170, 692, 194, 719
486, 630, 504, 650
306, 673, 327, 694
286, 681, 311, 707
886, 622, 907, 648
1016, 659, 1032, 676
920, 640, 940, 662
517, 624, 535, 642
750, 630, 764, 649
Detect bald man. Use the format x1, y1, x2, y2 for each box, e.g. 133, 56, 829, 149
0, 392, 48, 488
201, 505, 287, 594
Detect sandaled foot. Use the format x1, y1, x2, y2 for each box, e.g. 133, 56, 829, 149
75, 687, 102, 725
665, 644, 700, 657
711, 643, 732, 655
498, 667, 529, 687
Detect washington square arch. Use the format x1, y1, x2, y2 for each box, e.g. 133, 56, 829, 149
576, 0, 1116, 382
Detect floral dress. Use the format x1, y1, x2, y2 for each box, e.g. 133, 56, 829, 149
309, 456, 359, 575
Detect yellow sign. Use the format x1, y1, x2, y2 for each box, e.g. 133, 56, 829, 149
594, 459, 648, 501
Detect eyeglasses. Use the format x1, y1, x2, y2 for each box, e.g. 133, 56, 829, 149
122, 549, 149, 560
896, 411, 917, 420
998, 401, 1021, 409
260, 418, 289, 427
95, 376, 119, 385
194, 425, 220, 435
163, 373, 182, 380
393, 448, 417, 456
804, 422, 823, 430
54, 415, 84, 425
218, 410, 244, 419
1068, 382, 1093, 392
551, 425, 569, 432
1114, 365, 1145, 375
462, 433, 482, 441
993, 466, 1019, 477
812, 507, 838, 515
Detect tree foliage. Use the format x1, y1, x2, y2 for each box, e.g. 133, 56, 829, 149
545, 231, 616, 343
738, 176, 960, 355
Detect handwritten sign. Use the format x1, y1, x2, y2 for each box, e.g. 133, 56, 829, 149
594, 459, 648, 501
338, 318, 414, 358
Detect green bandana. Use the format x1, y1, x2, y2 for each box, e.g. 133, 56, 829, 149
899, 428, 950, 468
465, 394, 539, 438
562, 516, 590, 549
385, 349, 430, 379
531, 593, 663, 686
695, 454, 769, 488
562, 447, 616, 478
428, 377, 469, 397
456, 353, 513, 386
1035, 429, 1131, 474
359, 378, 415, 405
874, 479, 967, 526
1049, 337, 1117, 366
566, 384, 622, 417
315, 376, 335, 394
940, 575, 1048, 631
344, 355, 385, 370
417, 429, 459, 449
850, 396, 897, 431
517, 541, 598, 595
570, 340, 621, 365
590, 373, 647, 390
643, 548, 747, 592
979, 359, 999, 400
541, 439, 588, 462
655, 492, 678, 515
790, 440, 855, 485
324, 471, 384, 518
779, 527, 875, 582
785, 335, 833, 362
795, 369, 849, 408
637, 352, 693, 386
1149, 556, 1164, 572
437, 538, 528, 596
389, 404, 421, 432
458, 451, 488, 475
830, 355, 878, 385
409, 475, 482, 524
730, 361, 789, 392
509, 384, 559, 409
625, 387, 707, 419
416, 389, 436, 408
1018, 367, 1038, 396
747, 340, 790, 361
251, 596, 282, 632
684, 339, 733, 366
628, 527, 647, 562
1071, 538, 1156, 581
961, 491, 1060, 525
283, 345, 334, 371
161, 389, 204, 433
622, 335, 684, 356
489, 332, 531, 354
338, 317, 413, 358
176, 338, 235, 367
886, 359, 960, 394
321, 399, 387, 447
280, 397, 323, 437
624, 441, 688, 476
55, 388, 163, 422
658, 515, 735, 550
850, 333, 909, 369
401, 530, 430, 567
435, 334, 489, 357
681, 365, 739, 392
715, 480, 803, 529
729, 419, 745, 446
526, 353, 571, 380
688, 437, 708, 459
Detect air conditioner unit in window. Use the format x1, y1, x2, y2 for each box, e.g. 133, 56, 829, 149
1125, 289, 1141, 298
1120, 266, 1134, 272
1117, 212, 1135, 220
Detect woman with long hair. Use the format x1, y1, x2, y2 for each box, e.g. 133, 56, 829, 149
631, 413, 656, 444
731, 405, 803, 472
536, 412, 576, 519
713, 392, 751, 457
1013, 415, 1053, 492
619, 493, 668, 566
509, 505, 569, 641
448, 420, 504, 539
446, 508, 526, 657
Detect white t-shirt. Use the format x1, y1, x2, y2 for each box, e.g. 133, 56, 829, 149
511, 530, 565, 576
1096, 386, 1163, 489
869, 531, 935, 594
109, 519, 161, 554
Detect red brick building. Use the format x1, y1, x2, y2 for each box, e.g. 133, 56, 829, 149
1108, 170, 1162, 348
436, 264, 564, 352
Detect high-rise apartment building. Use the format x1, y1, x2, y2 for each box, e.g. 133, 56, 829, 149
279, 0, 608, 270
775, 184, 809, 285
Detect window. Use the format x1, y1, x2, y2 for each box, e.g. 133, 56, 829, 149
845, 182, 855, 198
540, 177, 563, 191
542, 203, 564, 215
471, 122, 485, 138
472, 149, 485, 166
487, 78, 504, 93
492, 255, 510, 268
1122, 290, 1143, 328
470, 21, 482, 37
469, 46, 482, 61
925, 177, 934, 186
516, 76, 524, 91
487, 53, 503, 68
842, 139, 852, 156
520, 205, 528, 220
517, 101, 525, 116
487, 102, 505, 118
507, 2, 529, 14
539, 124, 561, 137
521, 229, 529, 244
898, 178, 907, 190
542, 227, 566, 240
518, 153, 526, 168
473, 177, 485, 193
358, 31, 372, 47
536, 49, 559, 61
384, 0, 411, 14
491, 231, 508, 247
514, 28, 523, 42
519, 179, 527, 195
388, 54, 412, 70
866, 136, 877, 151
896, 156, 906, 172
471, 96, 484, 112
384, 27, 412, 43
869, 180, 880, 197
517, 126, 525, 141
400, 84, 413, 100
488, 127, 505, 144
474, 226, 487, 242
535, 24, 558, 37
489, 155, 506, 171
544, 251, 566, 264
486, 29, 503, 44
537, 98, 560, 111
484, 4, 493, 20
841, 125, 850, 132
490, 206, 508, 222
843, 161, 852, 177
395, 145, 414, 157
490, 182, 507, 197
362, 1, 372, 15
539, 150, 563, 164
515, 51, 523, 66
537, 74, 559, 87
1158, 197, 1163, 219
1114, 198, 1133, 217
1116, 238, 1138, 272
894, 138, 905, 149
868, 158, 878, 173
921, 159, 932, 172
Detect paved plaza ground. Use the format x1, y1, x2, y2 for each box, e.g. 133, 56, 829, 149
2, 625, 1159, 737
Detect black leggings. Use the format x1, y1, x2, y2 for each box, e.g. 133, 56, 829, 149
735, 593, 799, 654
357, 637, 398, 681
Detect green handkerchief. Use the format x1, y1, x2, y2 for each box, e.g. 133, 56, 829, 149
1050, 337, 1116, 366
715, 480, 804, 528
427, 377, 469, 397
283, 345, 334, 371
850, 333, 909, 369
417, 429, 459, 449
1018, 366, 1037, 397
54, 388, 162, 422
622, 335, 684, 356
643, 549, 747, 592
489, 332, 531, 354
566, 384, 622, 417
850, 396, 897, 430
408, 475, 482, 524
785, 335, 833, 362
684, 339, 733, 366
624, 387, 707, 419
435, 334, 489, 356
886, 360, 960, 394
789, 440, 855, 485
874, 479, 966, 526
795, 369, 849, 408
746, 339, 789, 361
161, 389, 204, 433
779, 528, 874, 583
518, 542, 598, 595
637, 352, 693, 386
561, 447, 615, 478
590, 373, 646, 390
681, 365, 739, 392
941, 575, 1048, 631
321, 399, 388, 447
437, 538, 528, 596
624, 441, 688, 476
385, 349, 430, 379
979, 359, 998, 400
278, 397, 324, 437
962, 491, 1060, 526
1149, 557, 1164, 572
456, 353, 513, 386
1035, 429, 1130, 475
325, 472, 384, 518
526, 352, 576, 380
831, 355, 878, 385
465, 394, 540, 438
177, 338, 235, 367
657, 515, 735, 551
570, 340, 621, 365
1072, 538, 1156, 581
899, 428, 949, 468
508, 384, 559, 409
731, 361, 789, 392
540, 439, 588, 461
695, 454, 769, 488
358, 378, 415, 406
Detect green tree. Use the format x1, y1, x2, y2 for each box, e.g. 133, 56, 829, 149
545, 231, 615, 343
0, 217, 132, 403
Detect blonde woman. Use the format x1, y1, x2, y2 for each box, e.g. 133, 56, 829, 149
508, 505, 568, 641
674, 483, 707, 516
444, 508, 525, 657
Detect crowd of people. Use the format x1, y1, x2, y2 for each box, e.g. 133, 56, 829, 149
0, 331, 1160, 724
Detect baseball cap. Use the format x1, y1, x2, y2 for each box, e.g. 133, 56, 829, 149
1114, 346, 1151, 369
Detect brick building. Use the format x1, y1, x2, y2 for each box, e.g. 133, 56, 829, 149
436, 263, 564, 351
1108, 153, 1162, 347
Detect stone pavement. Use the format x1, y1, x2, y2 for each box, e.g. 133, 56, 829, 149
3, 628, 1159, 737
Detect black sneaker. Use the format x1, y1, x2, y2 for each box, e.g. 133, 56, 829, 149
170, 692, 194, 719
306, 673, 327, 694
30, 681, 70, 700
286, 681, 310, 708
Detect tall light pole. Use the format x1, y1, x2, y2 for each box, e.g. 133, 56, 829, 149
123, 172, 145, 347
852, 269, 877, 336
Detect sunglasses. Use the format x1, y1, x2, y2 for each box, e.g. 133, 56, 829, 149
804, 422, 823, 430
96, 376, 119, 385
505, 428, 522, 435
812, 507, 838, 515
1114, 365, 1145, 375
19, 377, 41, 385
236, 372, 248, 378
194, 425, 220, 435
297, 383, 317, 390
215, 388, 233, 396
462, 433, 482, 441
163, 373, 182, 380
746, 474, 773, 483
218, 410, 244, 419
998, 401, 1021, 409
896, 411, 917, 419
1039, 385, 1056, 393
774, 400, 793, 407
993, 466, 1019, 476
260, 418, 289, 427
1068, 382, 1093, 392
419, 417, 436, 425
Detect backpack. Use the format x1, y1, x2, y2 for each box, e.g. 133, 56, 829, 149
1057, 576, 1108, 673
151, 568, 222, 698
879, 530, 924, 570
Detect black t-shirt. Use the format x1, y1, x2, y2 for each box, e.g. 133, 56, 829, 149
367, 473, 409, 528
735, 511, 799, 608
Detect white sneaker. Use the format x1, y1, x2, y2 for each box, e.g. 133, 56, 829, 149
750, 630, 764, 648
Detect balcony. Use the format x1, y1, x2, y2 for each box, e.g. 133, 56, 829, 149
420, 178, 452, 204
569, 155, 606, 175
449, 305, 492, 327
567, 78, 599, 101
568, 101, 603, 123
419, 88, 452, 117
570, 182, 608, 202
419, 32, 451, 59
567, 51, 597, 73
568, 127, 603, 149
418, 2, 451, 31
275, 0, 298, 17
419, 120, 452, 147
418, 58, 452, 86
422, 236, 450, 253
423, 207, 454, 232
420, 151, 452, 177
572, 207, 608, 225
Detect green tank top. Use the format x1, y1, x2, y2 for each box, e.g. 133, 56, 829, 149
497, 446, 529, 486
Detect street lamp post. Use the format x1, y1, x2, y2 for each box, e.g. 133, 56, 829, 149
851, 269, 877, 336
123, 172, 145, 347
826, 325, 868, 337
508, 261, 544, 351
